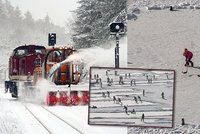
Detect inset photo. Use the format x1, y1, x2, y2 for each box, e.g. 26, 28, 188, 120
88, 67, 175, 127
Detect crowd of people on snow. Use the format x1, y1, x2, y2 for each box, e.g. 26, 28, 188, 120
91, 69, 170, 123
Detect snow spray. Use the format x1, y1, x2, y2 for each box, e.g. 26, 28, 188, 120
34, 79, 55, 104
48, 37, 127, 80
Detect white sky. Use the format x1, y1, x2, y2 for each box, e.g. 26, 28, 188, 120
8, 0, 79, 27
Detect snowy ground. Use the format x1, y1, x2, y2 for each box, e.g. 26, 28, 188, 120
127, 1, 200, 130
0, 83, 127, 134
128, 124, 200, 134
89, 67, 174, 127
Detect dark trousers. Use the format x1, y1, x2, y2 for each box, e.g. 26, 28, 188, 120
185, 58, 193, 67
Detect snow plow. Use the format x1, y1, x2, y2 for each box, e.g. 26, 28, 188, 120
5, 44, 89, 106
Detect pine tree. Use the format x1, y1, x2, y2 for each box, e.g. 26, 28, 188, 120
72, 0, 126, 48
24, 11, 34, 26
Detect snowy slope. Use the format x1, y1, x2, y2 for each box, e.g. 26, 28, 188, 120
127, 3, 200, 127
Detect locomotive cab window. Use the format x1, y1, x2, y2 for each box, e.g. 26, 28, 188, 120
15, 49, 28, 56
35, 48, 45, 54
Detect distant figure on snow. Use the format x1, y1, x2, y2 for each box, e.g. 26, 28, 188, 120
183, 48, 193, 67
170, 6, 173, 11
102, 92, 106, 98
111, 79, 113, 83
107, 77, 110, 83
118, 98, 122, 105
113, 96, 117, 103
119, 76, 123, 85
141, 113, 145, 122
130, 79, 133, 86
143, 89, 145, 96
123, 105, 128, 114
131, 109, 136, 114
134, 96, 138, 103
161, 92, 165, 99
107, 91, 110, 97
138, 96, 142, 103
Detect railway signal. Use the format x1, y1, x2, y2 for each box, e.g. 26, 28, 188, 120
48, 33, 56, 46
110, 23, 125, 34
110, 22, 125, 69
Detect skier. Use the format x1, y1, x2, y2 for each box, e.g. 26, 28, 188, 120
138, 96, 142, 103
143, 89, 145, 96
161, 92, 165, 99
183, 48, 193, 67
130, 79, 133, 86
113, 96, 116, 103
123, 105, 128, 114
119, 76, 123, 85
141, 113, 145, 122
107, 91, 110, 97
107, 77, 110, 83
118, 98, 122, 105
134, 96, 138, 103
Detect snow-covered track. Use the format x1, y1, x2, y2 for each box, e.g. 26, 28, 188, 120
24, 103, 82, 134
24, 104, 52, 134
41, 106, 83, 134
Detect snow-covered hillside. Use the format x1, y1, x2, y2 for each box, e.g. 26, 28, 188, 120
127, 0, 200, 130
128, 0, 200, 8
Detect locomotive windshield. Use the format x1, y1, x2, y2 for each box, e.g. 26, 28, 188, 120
35, 48, 45, 54
12, 45, 46, 57
14, 48, 28, 56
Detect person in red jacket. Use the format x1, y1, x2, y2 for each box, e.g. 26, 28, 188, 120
183, 48, 193, 67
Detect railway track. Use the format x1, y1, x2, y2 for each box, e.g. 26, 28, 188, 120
24, 103, 83, 134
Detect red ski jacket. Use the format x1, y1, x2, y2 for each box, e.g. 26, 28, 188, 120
183, 50, 193, 60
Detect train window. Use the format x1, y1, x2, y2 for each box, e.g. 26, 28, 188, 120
15, 49, 28, 56
35, 48, 45, 54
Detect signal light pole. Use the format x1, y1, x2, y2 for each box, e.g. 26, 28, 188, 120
110, 23, 125, 69
115, 33, 120, 68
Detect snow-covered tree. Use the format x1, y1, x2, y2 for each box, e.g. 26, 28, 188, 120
72, 0, 126, 48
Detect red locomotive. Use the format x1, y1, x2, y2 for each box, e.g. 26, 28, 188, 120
5, 45, 46, 97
